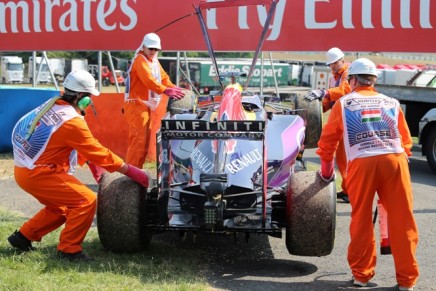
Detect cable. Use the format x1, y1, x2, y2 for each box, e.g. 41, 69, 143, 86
155, 12, 197, 33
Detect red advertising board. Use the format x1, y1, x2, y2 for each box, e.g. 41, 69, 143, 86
0, 0, 435, 52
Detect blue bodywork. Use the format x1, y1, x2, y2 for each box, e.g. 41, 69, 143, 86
156, 92, 306, 234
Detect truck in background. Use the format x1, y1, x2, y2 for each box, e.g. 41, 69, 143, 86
28, 56, 51, 84
49, 58, 66, 82
27, 57, 87, 84
65, 58, 88, 74
160, 57, 290, 94
47, 58, 88, 83
375, 68, 436, 174
0, 56, 24, 84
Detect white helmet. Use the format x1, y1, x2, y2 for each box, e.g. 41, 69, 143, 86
326, 47, 345, 65
142, 33, 161, 50
63, 70, 99, 96
348, 58, 378, 76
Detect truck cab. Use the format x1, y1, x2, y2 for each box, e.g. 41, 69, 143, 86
28, 56, 52, 84
419, 108, 436, 173
1, 56, 24, 84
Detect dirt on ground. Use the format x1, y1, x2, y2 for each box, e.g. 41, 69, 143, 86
0, 152, 14, 180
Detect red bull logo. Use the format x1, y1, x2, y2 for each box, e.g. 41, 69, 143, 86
212, 83, 245, 154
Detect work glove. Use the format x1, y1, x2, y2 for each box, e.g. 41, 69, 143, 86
164, 87, 185, 100
304, 89, 326, 101
124, 164, 151, 188
318, 160, 335, 183
87, 162, 106, 184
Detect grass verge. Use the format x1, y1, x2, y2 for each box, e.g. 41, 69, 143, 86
0, 208, 209, 291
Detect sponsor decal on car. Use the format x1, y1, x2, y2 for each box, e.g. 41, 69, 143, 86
226, 149, 262, 174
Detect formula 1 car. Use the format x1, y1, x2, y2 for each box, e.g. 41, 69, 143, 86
97, 0, 336, 257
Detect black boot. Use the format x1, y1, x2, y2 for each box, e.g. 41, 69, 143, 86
337, 191, 350, 203
8, 230, 35, 251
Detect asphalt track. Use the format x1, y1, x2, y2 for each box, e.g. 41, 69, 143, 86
0, 148, 434, 290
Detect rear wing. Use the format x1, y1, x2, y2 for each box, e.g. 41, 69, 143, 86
160, 119, 265, 140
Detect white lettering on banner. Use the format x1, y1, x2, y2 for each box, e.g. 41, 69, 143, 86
190, 147, 214, 173
97, 0, 117, 31
33, 1, 41, 32
120, 0, 137, 30
226, 148, 262, 174
0, 0, 138, 33
305, 0, 433, 29
205, 0, 286, 40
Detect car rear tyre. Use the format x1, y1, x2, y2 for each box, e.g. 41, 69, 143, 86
285, 171, 336, 256
167, 89, 197, 115
97, 172, 152, 252
293, 93, 322, 149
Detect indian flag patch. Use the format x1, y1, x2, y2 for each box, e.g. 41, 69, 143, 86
361, 109, 382, 122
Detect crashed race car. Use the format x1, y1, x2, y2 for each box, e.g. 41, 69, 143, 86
97, 0, 336, 257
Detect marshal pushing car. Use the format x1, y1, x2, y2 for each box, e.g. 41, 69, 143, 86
96, 0, 336, 257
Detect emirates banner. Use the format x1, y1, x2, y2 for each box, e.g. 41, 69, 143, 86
0, 0, 435, 52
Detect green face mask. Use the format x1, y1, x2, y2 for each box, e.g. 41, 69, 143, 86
77, 96, 91, 110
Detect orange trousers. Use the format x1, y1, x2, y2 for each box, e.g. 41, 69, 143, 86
336, 139, 348, 194
346, 153, 419, 287
124, 97, 168, 167
15, 165, 96, 254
